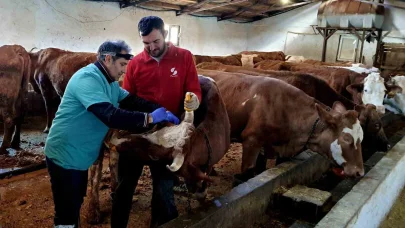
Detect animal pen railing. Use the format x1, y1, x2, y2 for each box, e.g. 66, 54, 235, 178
375, 42, 405, 76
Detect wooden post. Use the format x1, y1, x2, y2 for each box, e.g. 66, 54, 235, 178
359, 30, 366, 64
374, 29, 383, 67
317, 27, 337, 62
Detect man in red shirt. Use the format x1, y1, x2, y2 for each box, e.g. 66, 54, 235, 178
111, 16, 202, 228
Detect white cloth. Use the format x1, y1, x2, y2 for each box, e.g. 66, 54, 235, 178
184, 92, 199, 111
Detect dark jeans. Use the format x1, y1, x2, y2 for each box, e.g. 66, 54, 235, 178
46, 157, 88, 227
111, 152, 178, 228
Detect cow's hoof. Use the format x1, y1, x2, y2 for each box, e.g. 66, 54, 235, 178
10, 143, 20, 150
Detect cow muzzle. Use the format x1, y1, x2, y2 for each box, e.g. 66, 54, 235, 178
343, 165, 364, 178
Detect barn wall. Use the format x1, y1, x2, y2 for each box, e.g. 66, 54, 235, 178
0, 0, 247, 56
246, 2, 405, 66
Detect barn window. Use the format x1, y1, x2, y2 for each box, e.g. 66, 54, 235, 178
165, 24, 180, 46
337, 35, 358, 62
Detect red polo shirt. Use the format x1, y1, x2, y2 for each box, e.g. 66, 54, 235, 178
123, 43, 202, 116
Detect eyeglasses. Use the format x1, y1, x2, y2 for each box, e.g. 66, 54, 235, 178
100, 52, 134, 60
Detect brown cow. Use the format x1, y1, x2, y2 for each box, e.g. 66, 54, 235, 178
192, 54, 242, 66
0, 45, 30, 154
197, 70, 365, 182
196, 62, 389, 152
302, 59, 352, 66
87, 76, 230, 223
27, 48, 42, 94
239, 51, 286, 62
255, 60, 366, 100
31, 48, 96, 132
255, 61, 404, 114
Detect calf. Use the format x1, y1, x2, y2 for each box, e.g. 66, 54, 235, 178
31, 48, 96, 132
87, 76, 230, 223
0, 45, 30, 154
198, 70, 365, 181
197, 63, 389, 152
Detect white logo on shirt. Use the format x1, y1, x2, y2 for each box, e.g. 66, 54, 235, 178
170, 67, 178, 77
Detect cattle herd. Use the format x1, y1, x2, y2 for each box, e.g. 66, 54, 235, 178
1, 44, 405, 222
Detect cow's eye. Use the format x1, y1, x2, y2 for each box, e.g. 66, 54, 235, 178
364, 89, 368, 92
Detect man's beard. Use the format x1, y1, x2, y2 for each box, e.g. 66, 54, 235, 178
149, 43, 167, 58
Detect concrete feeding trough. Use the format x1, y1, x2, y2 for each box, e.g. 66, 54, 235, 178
159, 112, 405, 228
315, 133, 405, 228
161, 151, 331, 228
283, 185, 332, 207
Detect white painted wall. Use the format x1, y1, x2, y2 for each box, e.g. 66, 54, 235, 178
0, 0, 247, 56
1, 0, 405, 64
246, 2, 405, 65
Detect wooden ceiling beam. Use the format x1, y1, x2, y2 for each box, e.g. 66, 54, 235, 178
140, 1, 182, 10
178, 0, 212, 13
218, 0, 274, 21
247, 1, 312, 17
120, 0, 152, 8
177, 0, 251, 16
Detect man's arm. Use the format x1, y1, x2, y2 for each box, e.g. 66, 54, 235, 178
119, 93, 161, 113
88, 102, 149, 130
72, 74, 153, 131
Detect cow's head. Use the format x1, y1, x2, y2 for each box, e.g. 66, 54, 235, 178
384, 76, 405, 115
174, 76, 231, 199
314, 102, 364, 177
387, 76, 405, 96
356, 104, 389, 152
109, 93, 197, 171
346, 73, 402, 114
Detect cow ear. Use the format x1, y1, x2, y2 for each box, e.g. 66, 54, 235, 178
315, 103, 337, 127
332, 101, 347, 113
385, 84, 402, 98
346, 83, 364, 96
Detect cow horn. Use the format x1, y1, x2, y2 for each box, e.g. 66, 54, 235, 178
166, 153, 185, 172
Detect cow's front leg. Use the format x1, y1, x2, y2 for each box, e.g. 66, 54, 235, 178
87, 151, 104, 224
109, 149, 119, 194
11, 113, 24, 149
233, 135, 262, 186
37, 73, 59, 133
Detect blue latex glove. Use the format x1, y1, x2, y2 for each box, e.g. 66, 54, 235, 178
150, 107, 168, 124
167, 111, 180, 125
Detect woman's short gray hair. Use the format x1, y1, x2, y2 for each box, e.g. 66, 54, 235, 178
97, 40, 132, 61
